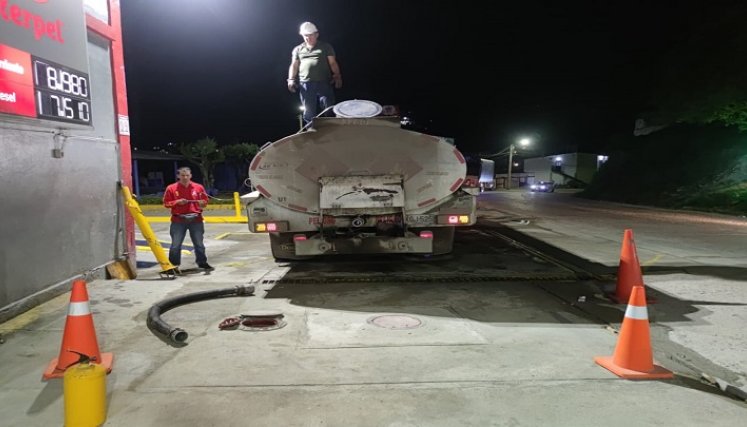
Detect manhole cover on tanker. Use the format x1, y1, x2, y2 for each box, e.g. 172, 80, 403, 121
367, 314, 422, 330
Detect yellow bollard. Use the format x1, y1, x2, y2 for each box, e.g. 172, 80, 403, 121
233, 192, 241, 218
120, 185, 176, 273
64, 360, 107, 427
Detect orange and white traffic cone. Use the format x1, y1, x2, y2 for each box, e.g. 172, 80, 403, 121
610, 229, 644, 303
594, 285, 673, 379
43, 279, 114, 380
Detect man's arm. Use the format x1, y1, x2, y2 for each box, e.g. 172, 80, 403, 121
163, 186, 187, 208
327, 56, 342, 89
198, 185, 209, 208
288, 58, 300, 92
163, 186, 177, 208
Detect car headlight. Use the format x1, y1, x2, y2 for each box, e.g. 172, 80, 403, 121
530, 185, 537, 189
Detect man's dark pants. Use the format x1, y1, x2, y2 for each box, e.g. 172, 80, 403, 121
168, 221, 207, 266
299, 80, 335, 124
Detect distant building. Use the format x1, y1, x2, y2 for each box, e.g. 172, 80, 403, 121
523, 153, 608, 186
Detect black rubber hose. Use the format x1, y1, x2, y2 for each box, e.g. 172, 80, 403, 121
147, 285, 255, 344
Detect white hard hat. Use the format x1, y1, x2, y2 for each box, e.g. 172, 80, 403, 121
299, 22, 318, 35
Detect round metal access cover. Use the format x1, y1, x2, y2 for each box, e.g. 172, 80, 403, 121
367, 314, 422, 330
333, 99, 383, 118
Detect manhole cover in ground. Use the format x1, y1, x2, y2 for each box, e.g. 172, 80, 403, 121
219, 310, 287, 332
367, 314, 422, 330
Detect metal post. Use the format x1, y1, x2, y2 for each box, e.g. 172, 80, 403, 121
233, 192, 241, 217
120, 184, 176, 274
506, 144, 514, 190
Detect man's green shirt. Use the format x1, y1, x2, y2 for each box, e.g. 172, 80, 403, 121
292, 41, 336, 82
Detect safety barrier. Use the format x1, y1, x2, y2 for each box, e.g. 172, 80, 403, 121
144, 191, 248, 224
121, 184, 178, 276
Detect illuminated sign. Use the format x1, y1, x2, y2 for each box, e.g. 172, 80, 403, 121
33, 57, 91, 124
1, 0, 91, 126
0, 0, 88, 71
0, 43, 91, 125
0, 43, 35, 117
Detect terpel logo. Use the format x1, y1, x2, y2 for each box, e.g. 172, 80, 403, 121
0, 0, 66, 44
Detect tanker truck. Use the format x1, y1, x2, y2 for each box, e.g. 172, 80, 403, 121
243, 100, 478, 260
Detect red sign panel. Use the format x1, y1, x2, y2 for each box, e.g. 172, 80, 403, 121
0, 43, 35, 117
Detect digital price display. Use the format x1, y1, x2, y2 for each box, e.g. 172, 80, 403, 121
1, 0, 91, 127
33, 58, 91, 125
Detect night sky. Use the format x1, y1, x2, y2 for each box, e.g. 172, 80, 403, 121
120, 0, 740, 155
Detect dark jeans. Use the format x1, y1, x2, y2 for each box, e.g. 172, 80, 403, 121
299, 80, 335, 124
169, 221, 207, 266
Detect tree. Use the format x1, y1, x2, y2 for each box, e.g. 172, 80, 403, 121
222, 143, 260, 190
178, 137, 225, 190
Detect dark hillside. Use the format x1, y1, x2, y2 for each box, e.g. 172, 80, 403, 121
580, 125, 747, 215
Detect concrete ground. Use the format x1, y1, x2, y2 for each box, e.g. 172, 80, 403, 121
1, 205, 746, 426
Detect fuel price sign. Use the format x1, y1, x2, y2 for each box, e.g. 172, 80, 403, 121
0, 0, 91, 127
33, 58, 91, 125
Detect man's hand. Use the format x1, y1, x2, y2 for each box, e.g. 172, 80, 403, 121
287, 79, 297, 93
176, 198, 188, 205
332, 74, 342, 89
198, 200, 207, 208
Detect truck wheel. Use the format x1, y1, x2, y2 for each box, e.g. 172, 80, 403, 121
269, 232, 309, 261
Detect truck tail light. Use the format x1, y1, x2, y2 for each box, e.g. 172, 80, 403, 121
419, 230, 433, 239
437, 214, 472, 225
293, 234, 307, 241
253, 221, 289, 232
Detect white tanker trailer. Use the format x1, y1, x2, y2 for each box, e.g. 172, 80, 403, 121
243, 101, 478, 260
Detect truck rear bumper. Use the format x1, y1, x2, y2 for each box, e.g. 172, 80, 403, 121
294, 235, 433, 256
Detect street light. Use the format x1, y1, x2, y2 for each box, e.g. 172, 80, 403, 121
506, 138, 531, 189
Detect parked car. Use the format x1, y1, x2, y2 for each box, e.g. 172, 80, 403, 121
530, 180, 555, 193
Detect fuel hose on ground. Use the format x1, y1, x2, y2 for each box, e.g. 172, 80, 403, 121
147, 285, 255, 345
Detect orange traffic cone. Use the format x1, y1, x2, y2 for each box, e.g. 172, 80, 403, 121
610, 229, 644, 304
594, 285, 673, 379
43, 280, 113, 379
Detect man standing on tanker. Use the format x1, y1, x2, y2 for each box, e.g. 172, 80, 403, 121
287, 21, 343, 126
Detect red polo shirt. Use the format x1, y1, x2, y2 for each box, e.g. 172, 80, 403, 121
163, 181, 208, 222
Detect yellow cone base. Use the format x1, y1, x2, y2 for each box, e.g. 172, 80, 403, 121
594, 356, 673, 380
43, 352, 114, 380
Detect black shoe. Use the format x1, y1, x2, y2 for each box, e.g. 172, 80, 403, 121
198, 263, 214, 271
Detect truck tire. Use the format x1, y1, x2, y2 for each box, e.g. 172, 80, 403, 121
269, 232, 309, 261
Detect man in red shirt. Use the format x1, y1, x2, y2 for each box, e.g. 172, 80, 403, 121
162, 167, 213, 271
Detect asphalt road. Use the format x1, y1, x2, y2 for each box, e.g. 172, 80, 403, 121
477, 190, 747, 268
